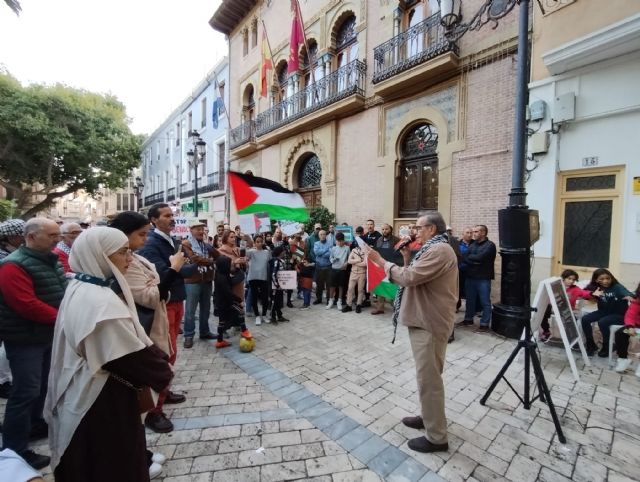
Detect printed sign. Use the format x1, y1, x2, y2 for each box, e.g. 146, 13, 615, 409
272, 270, 297, 290
335, 225, 354, 242
530, 277, 591, 381
171, 217, 189, 238
239, 212, 270, 235
280, 220, 301, 237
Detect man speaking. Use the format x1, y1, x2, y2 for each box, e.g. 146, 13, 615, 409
365, 212, 458, 453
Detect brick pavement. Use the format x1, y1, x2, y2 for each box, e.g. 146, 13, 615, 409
2, 302, 640, 481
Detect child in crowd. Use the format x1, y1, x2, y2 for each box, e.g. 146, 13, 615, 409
246, 235, 271, 326
297, 257, 315, 310
269, 246, 289, 323
580, 268, 634, 357
214, 256, 252, 348
539, 269, 592, 342
327, 232, 350, 310
614, 281, 640, 374
343, 237, 367, 313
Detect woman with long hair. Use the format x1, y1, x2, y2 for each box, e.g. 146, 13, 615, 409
45, 227, 173, 481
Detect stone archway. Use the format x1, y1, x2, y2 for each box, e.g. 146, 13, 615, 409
294, 153, 323, 209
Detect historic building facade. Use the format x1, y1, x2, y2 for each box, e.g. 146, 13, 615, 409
140, 57, 230, 225
526, 1, 640, 287
211, 0, 519, 259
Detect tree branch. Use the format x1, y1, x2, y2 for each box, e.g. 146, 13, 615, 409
19, 185, 78, 219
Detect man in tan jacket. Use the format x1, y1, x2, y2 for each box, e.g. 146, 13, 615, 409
366, 212, 458, 453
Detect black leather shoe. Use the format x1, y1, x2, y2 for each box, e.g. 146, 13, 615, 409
448, 332, 455, 344
312, 299, 323, 305
21, 450, 51, 470
408, 436, 448, 453
342, 306, 352, 313
355, 305, 362, 313
456, 319, 474, 327
199, 333, 216, 340
145, 412, 174, 433
29, 421, 48, 441
402, 415, 425, 430
165, 391, 186, 404
277, 316, 289, 322
183, 337, 194, 349
286, 302, 294, 308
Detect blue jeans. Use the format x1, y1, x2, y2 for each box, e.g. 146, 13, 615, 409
301, 287, 311, 306
464, 278, 492, 326
184, 282, 213, 338
2, 342, 51, 454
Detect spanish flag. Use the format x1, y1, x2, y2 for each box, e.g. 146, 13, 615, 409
260, 29, 273, 98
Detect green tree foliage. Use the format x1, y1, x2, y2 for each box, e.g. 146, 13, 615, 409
0, 199, 15, 221
0, 73, 143, 218
304, 206, 336, 234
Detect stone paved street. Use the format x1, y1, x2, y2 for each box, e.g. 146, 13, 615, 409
4, 302, 640, 481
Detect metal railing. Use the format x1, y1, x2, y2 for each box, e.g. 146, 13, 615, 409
229, 120, 256, 149
167, 187, 176, 202
144, 192, 164, 205
256, 59, 366, 137
180, 187, 194, 198
200, 172, 220, 193
372, 13, 459, 84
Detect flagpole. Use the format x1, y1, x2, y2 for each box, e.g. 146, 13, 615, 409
294, 0, 318, 101
262, 19, 281, 98
211, 68, 233, 225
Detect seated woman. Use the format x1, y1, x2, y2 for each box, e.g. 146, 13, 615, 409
44, 227, 173, 482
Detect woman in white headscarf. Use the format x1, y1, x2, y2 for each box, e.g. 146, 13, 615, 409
44, 227, 173, 482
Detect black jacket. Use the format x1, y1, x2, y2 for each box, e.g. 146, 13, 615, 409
463, 239, 496, 280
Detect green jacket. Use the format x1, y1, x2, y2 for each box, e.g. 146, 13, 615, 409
0, 246, 67, 344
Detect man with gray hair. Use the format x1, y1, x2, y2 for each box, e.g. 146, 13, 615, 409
52, 222, 83, 273
0, 218, 67, 469
366, 212, 458, 453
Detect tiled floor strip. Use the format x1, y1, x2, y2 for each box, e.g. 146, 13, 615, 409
213, 350, 444, 482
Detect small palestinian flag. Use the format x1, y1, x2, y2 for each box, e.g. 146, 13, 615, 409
367, 257, 399, 300
229, 171, 309, 222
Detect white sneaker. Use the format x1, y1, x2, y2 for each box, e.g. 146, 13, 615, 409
326, 300, 335, 310
337, 301, 343, 310
151, 453, 166, 465
615, 358, 632, 373
255, 316, 262, 326
265, 316, 271, 323
149, 462, 163, 479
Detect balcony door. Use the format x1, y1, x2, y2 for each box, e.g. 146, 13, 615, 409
554, 168, 623, 281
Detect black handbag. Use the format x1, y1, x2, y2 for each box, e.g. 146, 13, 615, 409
135, 303, 155, 335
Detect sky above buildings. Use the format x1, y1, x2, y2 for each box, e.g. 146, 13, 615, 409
0, 0, 227, 135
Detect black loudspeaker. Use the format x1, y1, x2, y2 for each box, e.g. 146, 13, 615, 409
498, 208, 539, 249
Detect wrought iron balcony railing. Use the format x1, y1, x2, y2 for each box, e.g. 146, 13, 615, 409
372, 13, 459, 84
180, 187, 194, 198
200, 172, 220, 193
229, 120, 256, 150
144, 192, 164, 206
256, 59, 366, 137
167, 187, 176, 202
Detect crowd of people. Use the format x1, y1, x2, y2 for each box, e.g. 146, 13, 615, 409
0, 204, 638, 480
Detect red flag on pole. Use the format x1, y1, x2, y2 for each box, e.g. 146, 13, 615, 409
288, 0, 304, 74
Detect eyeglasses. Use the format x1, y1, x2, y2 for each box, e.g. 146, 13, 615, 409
63, 231, 83, 236
415, 223, 433, 230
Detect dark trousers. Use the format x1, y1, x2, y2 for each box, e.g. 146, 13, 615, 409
615, 329, 632, 358
315, 268, 331, 302
581, 310, 624, 350
464, 278, 492, 326
271, 290, 284, 319
249, 280, 269, 316
2, 342, 52, 454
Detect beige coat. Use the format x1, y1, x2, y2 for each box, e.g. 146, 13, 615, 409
125, 254, 172, 356
385, 243, 458, 341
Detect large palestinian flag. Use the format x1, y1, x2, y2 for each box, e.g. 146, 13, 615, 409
367, 257, 399, 300
229, 171, 309, 222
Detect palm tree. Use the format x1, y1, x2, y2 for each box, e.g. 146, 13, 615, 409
4, 0, 21, 15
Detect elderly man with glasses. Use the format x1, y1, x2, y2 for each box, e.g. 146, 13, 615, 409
52, 223, 83, 274
366, 212, 458, 454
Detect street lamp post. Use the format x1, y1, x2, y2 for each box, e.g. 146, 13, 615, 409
187, 130, 207, 218
438, 0, 538, 339
134, 176, 145, 212
439, 0, 564, 443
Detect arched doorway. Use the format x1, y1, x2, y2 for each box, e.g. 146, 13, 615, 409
397, 122, 439, 217
296, 154, 322, 208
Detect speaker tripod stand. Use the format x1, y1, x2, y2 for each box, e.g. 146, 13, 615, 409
480, 322, 566, 444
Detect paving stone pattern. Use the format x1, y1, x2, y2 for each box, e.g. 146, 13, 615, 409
3, 303, 640, 481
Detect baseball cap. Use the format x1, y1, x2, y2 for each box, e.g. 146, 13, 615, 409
0, 219, 25, 238
188, 219, 207, 228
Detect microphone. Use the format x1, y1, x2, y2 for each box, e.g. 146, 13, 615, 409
394, 236, 414, 253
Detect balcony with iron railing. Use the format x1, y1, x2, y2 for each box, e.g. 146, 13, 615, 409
167, 187, 176, 202
255, 59, 367, 145
200, 172, 221, 193
144, 192, 164, 206
229, 120, 256, 155
372, 13, 459, 98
